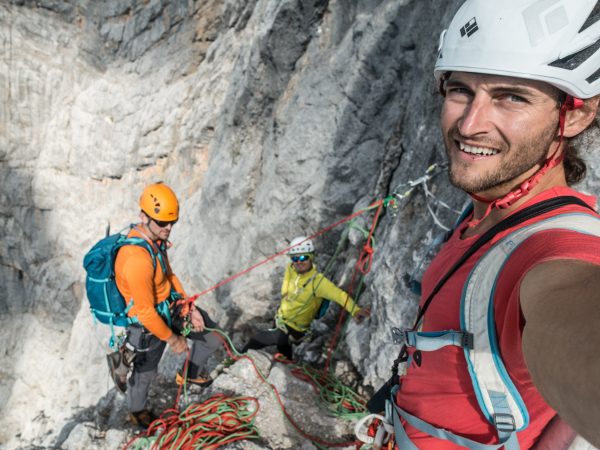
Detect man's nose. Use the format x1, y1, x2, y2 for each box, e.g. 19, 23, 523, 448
457, 96, 493, 137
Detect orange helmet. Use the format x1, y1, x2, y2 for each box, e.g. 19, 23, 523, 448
139, 183, 179, 221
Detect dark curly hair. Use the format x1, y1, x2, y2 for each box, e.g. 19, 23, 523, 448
563, 143, 587, 185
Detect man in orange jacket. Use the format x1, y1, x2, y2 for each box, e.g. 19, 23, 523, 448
115, 182, 221, 428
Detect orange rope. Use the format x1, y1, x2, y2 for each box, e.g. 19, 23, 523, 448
324, 200, 384, 372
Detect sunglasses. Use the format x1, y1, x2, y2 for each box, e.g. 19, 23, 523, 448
290, 254, 311, 263
153, 218, 178, 228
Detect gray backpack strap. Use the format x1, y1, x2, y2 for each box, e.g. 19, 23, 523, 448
462, 213, 600, 436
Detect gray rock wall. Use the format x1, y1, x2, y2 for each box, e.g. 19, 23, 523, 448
3, 0, 600, 448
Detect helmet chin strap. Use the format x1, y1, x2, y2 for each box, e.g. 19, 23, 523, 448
466, 95, 582, 229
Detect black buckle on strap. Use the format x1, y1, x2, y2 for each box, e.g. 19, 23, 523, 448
391, 327, 407, 345
462, 332, 474, 349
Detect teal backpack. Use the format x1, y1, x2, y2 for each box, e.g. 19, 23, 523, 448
83, 226, 168, 348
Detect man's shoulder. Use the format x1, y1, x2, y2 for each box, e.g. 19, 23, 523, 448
532, 187, 598, 213
115, 240, 156, 267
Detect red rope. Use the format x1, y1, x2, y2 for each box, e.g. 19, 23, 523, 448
356, 200, 383, 275
192, 200, 383, 300
174, 294, 199, 318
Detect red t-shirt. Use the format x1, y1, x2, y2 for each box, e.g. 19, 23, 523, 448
394, 187, 600, 449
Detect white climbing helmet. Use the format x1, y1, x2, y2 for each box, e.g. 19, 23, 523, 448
287, 236, 315, 255
434, 0, 600, 98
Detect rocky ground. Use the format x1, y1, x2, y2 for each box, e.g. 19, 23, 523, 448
54, 347, 365, 450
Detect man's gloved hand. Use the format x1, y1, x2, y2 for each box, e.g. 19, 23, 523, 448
167, 333, 188, 354
353, 307, 371, 323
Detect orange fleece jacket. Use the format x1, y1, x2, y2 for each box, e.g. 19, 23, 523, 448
114, 227, 186, 341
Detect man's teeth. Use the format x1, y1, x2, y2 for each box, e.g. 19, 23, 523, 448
459, 142, 499, 156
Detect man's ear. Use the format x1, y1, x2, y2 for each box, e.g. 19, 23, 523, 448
563, 96, 600, 138
139, 211, 149, 224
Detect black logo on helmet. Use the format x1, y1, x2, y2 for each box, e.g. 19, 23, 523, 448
150, 194, 161, 214
460, 17, 479, 37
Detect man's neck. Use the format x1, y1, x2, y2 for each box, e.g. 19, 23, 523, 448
136, 223, 161, 244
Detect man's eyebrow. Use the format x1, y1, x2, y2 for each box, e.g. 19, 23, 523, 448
445, 79, 470, 89
446, 79, 538, 96
488, 85, 537, 96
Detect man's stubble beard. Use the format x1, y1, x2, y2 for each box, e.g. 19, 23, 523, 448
445, 122, 558, 195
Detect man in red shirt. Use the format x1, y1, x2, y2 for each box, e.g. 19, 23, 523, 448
378, 0, 600, 448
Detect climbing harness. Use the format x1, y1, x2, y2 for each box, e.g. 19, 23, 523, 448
371, 196, 599, 448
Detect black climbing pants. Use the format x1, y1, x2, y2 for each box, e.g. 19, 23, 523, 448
241, 325, 305, 360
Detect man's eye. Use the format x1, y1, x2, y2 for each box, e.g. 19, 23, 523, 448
447, 87, 471, 96
505, 94, 527, 103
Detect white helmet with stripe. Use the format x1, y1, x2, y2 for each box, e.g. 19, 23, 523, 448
435, 0, 600, 98
287, 236, 315, 255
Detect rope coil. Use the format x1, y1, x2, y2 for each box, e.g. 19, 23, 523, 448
124, 395, 260, 450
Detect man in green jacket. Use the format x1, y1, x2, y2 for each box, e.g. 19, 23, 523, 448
242, 236, 370, 360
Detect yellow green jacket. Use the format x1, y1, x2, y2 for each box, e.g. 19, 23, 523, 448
276, 263, 360, 332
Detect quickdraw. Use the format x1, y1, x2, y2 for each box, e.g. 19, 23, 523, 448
355, 413, 394, 450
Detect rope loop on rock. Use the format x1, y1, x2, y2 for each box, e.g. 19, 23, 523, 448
124, 394, 260, 450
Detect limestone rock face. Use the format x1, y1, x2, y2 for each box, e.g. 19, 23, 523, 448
3, 0, 600, 449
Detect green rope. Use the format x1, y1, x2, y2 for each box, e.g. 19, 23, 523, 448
209, 327, 366, 419
126, 395, 260, 450
292, 363, 368, 421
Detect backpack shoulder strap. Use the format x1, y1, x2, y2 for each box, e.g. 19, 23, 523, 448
462, 212, 600, 433
119, 236, 169, 275
391, 212, 600, 450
